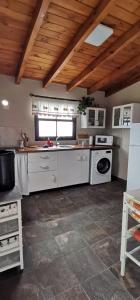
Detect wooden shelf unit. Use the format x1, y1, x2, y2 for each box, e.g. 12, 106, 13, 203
0, 187, 24, 273
120, 189, 140, 276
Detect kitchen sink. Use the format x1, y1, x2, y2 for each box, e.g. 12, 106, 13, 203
57, 145, 74, 149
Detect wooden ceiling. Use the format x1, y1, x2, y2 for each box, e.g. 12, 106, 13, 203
0, 0, 140, 96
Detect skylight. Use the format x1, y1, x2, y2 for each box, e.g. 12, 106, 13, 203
85, 23, 113, 47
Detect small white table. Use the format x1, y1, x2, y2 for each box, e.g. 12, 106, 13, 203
0, 187, 24, 273
120, 189, 140, 276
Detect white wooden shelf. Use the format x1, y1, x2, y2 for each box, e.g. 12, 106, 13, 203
120, 189, 140, 276
0, 231, 19, 241
0, 262, 20, 273
0, 187, 24, 273
0, 247, 20, 257
0, 214, 18, 224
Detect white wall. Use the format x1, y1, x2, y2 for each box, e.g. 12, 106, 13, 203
107, 81, 140, 180
1, 74, 138, 181
0, 75, 106, 146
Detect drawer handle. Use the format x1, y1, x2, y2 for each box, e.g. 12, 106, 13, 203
52, 175, 56, 182
40, 165, 50, 170
77, 156, 82, 161
40, 156, 50, 159
82, 155, 86, 161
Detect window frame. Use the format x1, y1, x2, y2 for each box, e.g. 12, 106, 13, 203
34, 115, 76, 141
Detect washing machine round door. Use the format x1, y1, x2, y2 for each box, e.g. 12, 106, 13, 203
97, 158, 110, 174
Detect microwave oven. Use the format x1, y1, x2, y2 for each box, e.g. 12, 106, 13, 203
95, 135, 113, 146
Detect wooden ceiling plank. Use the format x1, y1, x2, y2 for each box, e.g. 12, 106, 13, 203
16, 0, 50, 84
67, 20, 140, 91
105, 71, 140, 97
43, 0, 116, 87
88, 53, 140, 94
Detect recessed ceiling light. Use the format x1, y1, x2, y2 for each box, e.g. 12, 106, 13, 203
85, 23, 113, 47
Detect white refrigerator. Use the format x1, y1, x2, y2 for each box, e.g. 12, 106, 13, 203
127, 123, 140, 190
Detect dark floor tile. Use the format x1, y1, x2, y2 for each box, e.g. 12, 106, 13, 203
110, 260, 140, 299
51, 285, 89, 300
69, 211, 93, 229
35, 256, 79, 299
24, 238, 61, 270
0, 267, 20, 283
0, 271, 45, 300
23, 222, 51, 245
95, 213, 122, 235
65, 246, 106, 283
23, 220, 52, 245
55, 230, 87, 254
46, 217, 74, 236
22, 196, 40, 225
91, 236, 120, 268
79, 222, 108, 245
83, 269, 133, 300
0, 181, 133, 300
37, 192, 65, 219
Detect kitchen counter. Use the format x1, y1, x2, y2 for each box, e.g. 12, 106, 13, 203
16, 144, 118, 153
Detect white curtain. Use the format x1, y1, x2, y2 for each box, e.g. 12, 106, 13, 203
32, 97, 78, 116
15, 154, 29, 196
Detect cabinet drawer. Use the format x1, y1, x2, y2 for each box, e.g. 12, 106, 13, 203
28, 160, 57, 173
28, 152, 57, 163
29, 171, 57, 192
0, 219, 18, 237
0, 235, 19, 253
0, 203, 18, 219
0, 251, 20, 269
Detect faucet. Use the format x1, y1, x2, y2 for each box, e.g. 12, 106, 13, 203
56, 136, 61, 146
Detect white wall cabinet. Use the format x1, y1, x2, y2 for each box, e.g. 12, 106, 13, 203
58, 150, 89, 187
81, 107, 106, 128
112, 103, 140, 128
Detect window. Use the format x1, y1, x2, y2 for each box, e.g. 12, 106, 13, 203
35, 115, 76, 141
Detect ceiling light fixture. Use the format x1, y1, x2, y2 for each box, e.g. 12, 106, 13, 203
85, 23, 113, 47
1, 99, 9, 109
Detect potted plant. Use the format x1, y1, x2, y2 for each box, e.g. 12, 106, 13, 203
77, 96, 95, 115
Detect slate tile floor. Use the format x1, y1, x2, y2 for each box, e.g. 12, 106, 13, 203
0, 181, 140, 300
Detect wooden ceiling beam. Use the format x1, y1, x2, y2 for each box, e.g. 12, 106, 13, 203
43, 0, 116, 88
105, 71, 140, 97
88, 53, 140, 94
67, 20, 140, 91
16, 0, 50, 84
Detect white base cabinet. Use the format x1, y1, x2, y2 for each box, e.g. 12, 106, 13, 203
28, 152, 57, 193
58, 150, 89, 187
16, 150, 90, 194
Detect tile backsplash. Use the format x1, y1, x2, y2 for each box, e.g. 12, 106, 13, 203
0, 127, 33, 147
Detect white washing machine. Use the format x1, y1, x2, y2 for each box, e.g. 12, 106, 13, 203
90, 149, 112, 185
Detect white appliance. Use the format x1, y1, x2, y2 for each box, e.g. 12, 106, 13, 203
127, 123, 140, 190
95, 135, 113, 146
90, 149, 112, 185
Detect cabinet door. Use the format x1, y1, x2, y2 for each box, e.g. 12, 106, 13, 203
97, 109, 106, 127
81, 150, 90, 183
122, 105, 132, 127
87, 108, 96, 127
29, 171, 57, 192
112, 107, 122, 127
58, 150, 82, 187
